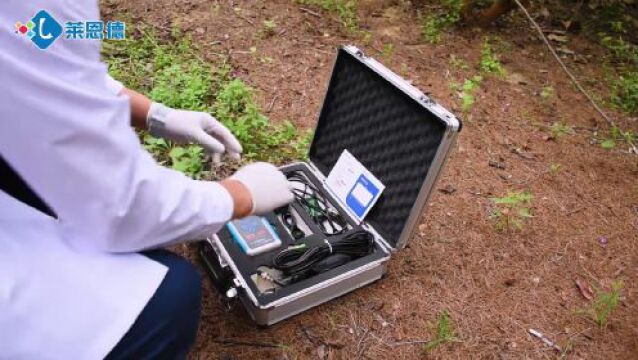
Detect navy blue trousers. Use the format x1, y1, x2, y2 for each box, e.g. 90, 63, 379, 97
106, 250, 202, 360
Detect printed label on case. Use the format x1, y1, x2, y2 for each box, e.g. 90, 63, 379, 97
326, 150, 385, 221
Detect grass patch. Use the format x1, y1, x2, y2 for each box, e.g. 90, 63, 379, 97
420, 0, 463, 44
549, 121, 574, 140
489, 191, 533, 231
479, 37, 505, 75
423, 310, 459, 353
548, 163, 562, 176
599, 125, 636, 150
611, 72, 638, 113
577, 280, 624, 328
297, 0, 358, 32
451, 75, 482, 115
540, 86, 555, 101
261, 19, 277, 38
103, 27, 310, 178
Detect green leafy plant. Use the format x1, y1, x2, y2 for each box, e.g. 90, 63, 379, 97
550, 121, 574, 139
261, 19, 277, 38
578, 280, 624, 328
450, 54, 469, 70
479, 38, 505, 75
600, 125, 636, 150
214, 79, 307, 162
421, 0, 463, 44
453, 75, 482, 113
423, 310, 459, 353
381, 43, 395, 60
297, 0, 358, 32
169, 146, 205, 179
150, 60, 213, 111
599, 33, 637, 64
540, 86, 555, 101
143, 134, 170, 159
490, 191, 533, 231
103, 28, 310, 179
611, 72, 638, 114
548, 163, 562, 176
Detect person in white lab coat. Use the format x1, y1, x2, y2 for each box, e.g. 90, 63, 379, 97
0, 2, 293, 359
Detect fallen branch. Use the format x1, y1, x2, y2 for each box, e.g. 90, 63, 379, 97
512, 0, 638, 154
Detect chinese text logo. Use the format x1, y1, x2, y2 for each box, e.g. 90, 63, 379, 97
15, 10, 62, 50
16, 10, 125, 50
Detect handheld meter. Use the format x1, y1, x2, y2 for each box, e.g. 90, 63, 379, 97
226, 216, 282, 256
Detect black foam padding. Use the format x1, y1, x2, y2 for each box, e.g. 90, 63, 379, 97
309, 49, 448, 247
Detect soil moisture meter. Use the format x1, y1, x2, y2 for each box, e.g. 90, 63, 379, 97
227, 216, 282, 256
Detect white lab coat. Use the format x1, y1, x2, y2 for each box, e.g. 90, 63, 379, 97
0, 2, 233, 359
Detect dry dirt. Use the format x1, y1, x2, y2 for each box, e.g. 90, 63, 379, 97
102, 1, 638, 359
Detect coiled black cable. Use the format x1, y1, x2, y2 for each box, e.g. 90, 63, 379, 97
287, 171, 347, 236
272, 230, 375, 278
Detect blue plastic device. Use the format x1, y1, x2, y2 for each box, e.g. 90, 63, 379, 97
226, 216, 282, 256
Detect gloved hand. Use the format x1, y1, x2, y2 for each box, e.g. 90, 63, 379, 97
147, 102, 242, 161
231, 162, 294, 215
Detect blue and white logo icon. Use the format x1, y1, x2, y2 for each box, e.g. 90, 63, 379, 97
346, 175, 380, 218
15, 10, 63, 50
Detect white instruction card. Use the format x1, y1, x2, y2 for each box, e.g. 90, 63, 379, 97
326, 150, 385, 221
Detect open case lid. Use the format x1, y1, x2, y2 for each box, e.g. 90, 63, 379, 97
308, 46, 461, 250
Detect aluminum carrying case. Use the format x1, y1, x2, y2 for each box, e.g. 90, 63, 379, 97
199, 45, 462, 326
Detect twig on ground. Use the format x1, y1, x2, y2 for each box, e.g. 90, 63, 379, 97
354, 327, 370, 360
301, 326, 345, 349
512, 0, 638, 154
299, 7, 322, 18
212, 338, 281, 348
267, 93, 279, 113
527, 329, 562, 352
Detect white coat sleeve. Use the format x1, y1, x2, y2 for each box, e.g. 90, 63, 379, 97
0, 13, 233, 253
105, 74, 125, 95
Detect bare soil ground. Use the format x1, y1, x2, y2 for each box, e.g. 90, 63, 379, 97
103, 1, 638, 358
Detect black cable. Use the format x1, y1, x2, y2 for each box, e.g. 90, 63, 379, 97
286, 171, 347, 236
272, 230, 374, 279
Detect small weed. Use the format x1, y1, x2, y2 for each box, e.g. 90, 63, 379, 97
479, 38, 505, 75
423, 310, 459, 353
550, 121, 574, 139
548, 163, 562, 176
490, 191, 533, 231
143, 134, 170, 159
400, 63, 409, 78
600, 125, 636, 150
169, 146, 205, 179
421, 0, 463, 44
540, 86, 555, 101
578, 280, 624, 328
454, 75, 482, 114
360, 31, 373, 45
214, 79, 307, 162
297, 0, 358, 32
611, 72, 638, 114
450, 54, 469, 70
381, 43, 394, 60
261, 19, 277, 38
150, 59, 213, 112
599, 33, 637, 64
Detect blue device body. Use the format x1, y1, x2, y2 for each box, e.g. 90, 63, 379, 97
226, 216, 282, 256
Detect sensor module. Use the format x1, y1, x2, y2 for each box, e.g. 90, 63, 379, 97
227, 216, 282, 256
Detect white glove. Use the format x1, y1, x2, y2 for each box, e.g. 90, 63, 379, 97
231, 162, 294, 215
147, 102, 242, 161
